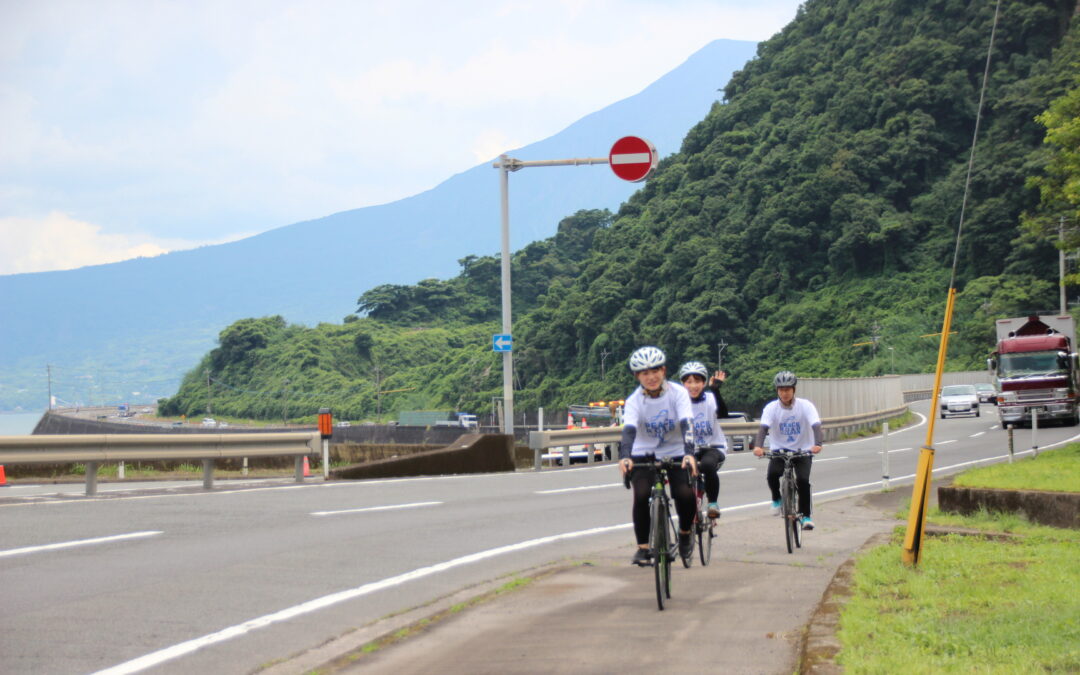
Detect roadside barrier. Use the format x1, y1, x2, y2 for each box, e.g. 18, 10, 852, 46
528, 405, 909, 470
0, 432, 320, 495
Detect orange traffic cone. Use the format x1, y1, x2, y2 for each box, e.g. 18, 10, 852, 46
581, 417, 589, 429
566, 412, 575, 429
0, 464, 7, 487
302, 456, 311, 477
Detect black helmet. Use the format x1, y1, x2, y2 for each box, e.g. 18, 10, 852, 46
773, 370, 797, 388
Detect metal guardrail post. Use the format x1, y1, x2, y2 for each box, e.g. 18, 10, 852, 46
881, 422, 890, 490
294, 456, 305, 483
561, 446, 570, 468
1007, 424, 1014, 463
85, 461, 99, 496
1031, 409, 1039, 457
202, 459, 214, 489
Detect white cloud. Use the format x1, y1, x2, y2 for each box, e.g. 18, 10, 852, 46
0, 212, 251, 275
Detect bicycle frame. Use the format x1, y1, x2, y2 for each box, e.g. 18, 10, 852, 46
763, 450, 811, 554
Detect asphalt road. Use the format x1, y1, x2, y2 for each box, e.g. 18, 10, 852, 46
1, 401, 1075, 675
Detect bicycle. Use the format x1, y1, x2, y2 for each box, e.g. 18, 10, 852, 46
762, 449, 813, 554
624, 455, 683, 610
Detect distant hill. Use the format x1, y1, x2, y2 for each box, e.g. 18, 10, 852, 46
0, 39, 759, 411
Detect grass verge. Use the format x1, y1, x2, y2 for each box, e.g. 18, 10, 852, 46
837, 444, 1080, 673
951, 443, 1080, 492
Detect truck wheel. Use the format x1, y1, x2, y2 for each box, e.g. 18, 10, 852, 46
975, 409, 981, 417
940, 412, 948, 419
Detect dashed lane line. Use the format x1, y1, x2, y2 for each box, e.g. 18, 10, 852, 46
0, 531, 162, 559
311, 501, 442, 516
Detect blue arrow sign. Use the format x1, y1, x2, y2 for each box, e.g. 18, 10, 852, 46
493, 334, 513, 352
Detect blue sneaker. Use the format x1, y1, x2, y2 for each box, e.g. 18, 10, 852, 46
707, 502, 720, 518
801, 516, 815, 530
771, 500, 782, 515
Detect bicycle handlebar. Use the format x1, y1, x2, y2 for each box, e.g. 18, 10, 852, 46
759, 449, 814, 459
621, 454, 695, 487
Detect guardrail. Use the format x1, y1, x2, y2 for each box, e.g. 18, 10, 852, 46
527, 405, 909, 470
0, 432, 321, 495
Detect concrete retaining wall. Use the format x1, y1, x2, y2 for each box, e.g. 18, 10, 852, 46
330, 434, 515, 480
938, 485, 1080, 529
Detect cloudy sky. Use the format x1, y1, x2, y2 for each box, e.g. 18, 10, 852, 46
1, 0, 802, 275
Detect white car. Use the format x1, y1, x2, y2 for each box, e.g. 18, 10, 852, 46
939, 385, 980, 418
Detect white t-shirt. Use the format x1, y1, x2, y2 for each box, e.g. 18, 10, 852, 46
760, 397, 821, 452
689, 390, 728, 450
623, 380, 693, 458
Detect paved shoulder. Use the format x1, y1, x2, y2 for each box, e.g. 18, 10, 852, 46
285, 493, 904, 675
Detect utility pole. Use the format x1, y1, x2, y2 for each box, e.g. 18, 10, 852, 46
716, 340, 728, 369
47, 364, 53, 410
600, 349, 612, 380
1060, 216, 1067, 314
206, 370, 212, 416
281, 379, 289, 426
373, 365, 383, 418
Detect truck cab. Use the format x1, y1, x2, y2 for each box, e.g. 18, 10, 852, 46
989, 315, 1080, 427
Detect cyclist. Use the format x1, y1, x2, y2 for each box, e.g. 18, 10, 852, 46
752, 371, 822, 530
677, 361, 729, 519
618, 346, 698, 566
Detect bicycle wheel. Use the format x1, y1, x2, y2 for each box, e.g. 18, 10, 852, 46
790, 481, 807, 550
782, 475, 795, 554
650, 493, 667, 610
698, 509, 713, 566
663, 497, 677, 597
681, 509, 694, 569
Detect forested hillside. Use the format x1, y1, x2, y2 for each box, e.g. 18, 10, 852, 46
162, 0, 1080, 421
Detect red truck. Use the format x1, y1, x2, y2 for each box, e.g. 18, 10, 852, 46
988, 314, 1080, 427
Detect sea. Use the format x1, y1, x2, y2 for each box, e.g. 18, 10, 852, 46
0, 412, 45, 436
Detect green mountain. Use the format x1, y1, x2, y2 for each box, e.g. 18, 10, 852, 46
161, 0, 1080, 421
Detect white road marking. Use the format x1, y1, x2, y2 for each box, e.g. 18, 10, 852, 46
719, 467, 755, 474
970, 432, 985, 438
311, 501, 442, 516
813, 456, 847, 462
937, 440, 957, 445
877, 447, 914, 454
0, 531, 162, 559
536, 484, 620, 494
90, 522, 633, 675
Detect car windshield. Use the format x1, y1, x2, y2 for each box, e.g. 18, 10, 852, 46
998, 351, 1069, 378
941, 385, 976, 397
975, 384, 995, 392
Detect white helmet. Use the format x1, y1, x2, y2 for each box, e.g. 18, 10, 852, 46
678, 361, 709, 381
628, 346, 666, 373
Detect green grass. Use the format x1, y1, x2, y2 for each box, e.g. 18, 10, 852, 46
837, 521, 1080, 673
838, 445, 1080, 673
952, 443, 1080, 492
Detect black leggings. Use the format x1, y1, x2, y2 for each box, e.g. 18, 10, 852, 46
629, 461, 696, 545
694, 447, 725, 503
766, 455, 813, 516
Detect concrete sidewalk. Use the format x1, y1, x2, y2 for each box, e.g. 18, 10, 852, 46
267, 490, 911, 675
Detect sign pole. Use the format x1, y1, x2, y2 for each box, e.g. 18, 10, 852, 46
498, 156, 515, 436
493, 138, 655, 438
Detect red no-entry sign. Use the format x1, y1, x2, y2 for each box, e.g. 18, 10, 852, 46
609, 136, 658, 182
